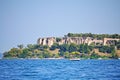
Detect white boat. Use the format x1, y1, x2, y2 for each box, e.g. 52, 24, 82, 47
98, 58, 102, 60
69, 58, 80, 61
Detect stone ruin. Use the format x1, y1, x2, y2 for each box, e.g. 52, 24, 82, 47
37, 36, 119, 47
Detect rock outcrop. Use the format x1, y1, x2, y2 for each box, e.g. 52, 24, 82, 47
37, 36, 120, 47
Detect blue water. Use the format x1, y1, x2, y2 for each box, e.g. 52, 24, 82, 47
0, 59, 120, 80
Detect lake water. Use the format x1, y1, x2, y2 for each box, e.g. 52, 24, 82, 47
0, 59, 120, 80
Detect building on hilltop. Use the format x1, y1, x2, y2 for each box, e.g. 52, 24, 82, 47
37, 37, 56, 47
37, 36, 120, 47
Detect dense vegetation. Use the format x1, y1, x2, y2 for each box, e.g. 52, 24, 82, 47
3, 33, 120, 59
67, 33, 120, 39
3, 42, 120, 59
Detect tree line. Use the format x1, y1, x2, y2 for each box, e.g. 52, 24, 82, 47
67, 33, 120, 39
3, 41, 120, 59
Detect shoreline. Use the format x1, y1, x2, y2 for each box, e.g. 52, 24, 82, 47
1, 57, 120, 60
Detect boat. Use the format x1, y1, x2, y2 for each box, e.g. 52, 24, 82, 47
98, 58, 102, 60
69, 58, 80, 61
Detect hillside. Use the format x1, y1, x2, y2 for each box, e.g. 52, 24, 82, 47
3, 33, 120, 59
116, 50, 120, 57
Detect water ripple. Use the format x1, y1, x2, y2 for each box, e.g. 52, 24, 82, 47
0, 59, 120, 80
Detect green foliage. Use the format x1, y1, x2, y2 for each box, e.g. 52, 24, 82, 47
53, 53, 59, 58
27, 44, 46, 51
68, 43, 77, 52
3, 52, 11, 58
58, 43, 93, 58
117, 44, 120, 50
64, 52, 70, 58
99, 46, 115, 53
3, 48, 22, 58
18, 48, 29, 58
42, 51, 52, 58
17, 44, 24, 49
90, 53, 100, 59
43, 45, 49, 49
67, 33, 120, 39
59, 44, 69, 52
80, 54, 89, 59
70, 52, 80, 58
59, 51, 64, 57
27, 44, 35, 51
38, 53, 43, 58
50, 43, 59, 50
56, 38, 61, 42
90, 42, 95, 46
116, 40, 120, 49
111, 49, 118, 59
3, 36, 120, 59
78, 44, 91, 54
88, 45, 94, 51
78, 44, 84, 53
84, 44, 90, 54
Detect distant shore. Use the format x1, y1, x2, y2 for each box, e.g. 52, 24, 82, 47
2, 57, 120, 60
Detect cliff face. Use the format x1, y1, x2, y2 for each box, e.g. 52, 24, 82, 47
37, 36, 120, 47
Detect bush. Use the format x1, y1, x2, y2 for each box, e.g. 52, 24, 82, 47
90, 53, 100, 59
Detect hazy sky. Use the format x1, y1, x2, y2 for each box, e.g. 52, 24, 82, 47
0, 0, 120, 52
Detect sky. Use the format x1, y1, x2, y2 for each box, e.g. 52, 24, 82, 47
0, 0, 120, 52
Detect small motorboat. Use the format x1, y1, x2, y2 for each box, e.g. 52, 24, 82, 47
69, 58, 80, 61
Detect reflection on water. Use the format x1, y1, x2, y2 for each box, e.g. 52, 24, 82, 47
0, 59, 120, 80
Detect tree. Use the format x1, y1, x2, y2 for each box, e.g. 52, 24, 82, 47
42, 51, 52, 58
84, 44, 90, 54
111, 34, 119, 38
17, 44, 24, 49
111, 49, 118, 59
64, 52, 70, 58
59, 51, 64, 57
116, 40, 120, 49
27, 44, 34, 50
90, 53, 100, 59
5, 48, 22, 58
43, 45, 49, 49
88, 45, 94, 51
56, 38, 61, 42
53, 53, 59, 58
70, 51, 80, 58
3, 52, 10, 58
38, 52, 43, 58
68, 43, 77, 52
67, 33, 120, 38
59, 44, 69, 52
117, 44, 120, 50
99, 45, 115, 53
50, 43, 59, 50
78, 44, 84, 53
19, 48, 29, 58
67, 33, 74, 37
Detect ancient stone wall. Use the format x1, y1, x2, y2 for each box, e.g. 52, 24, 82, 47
103, 38, 120, 45
37, 37, 120, 47
37, 37, 56, 47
